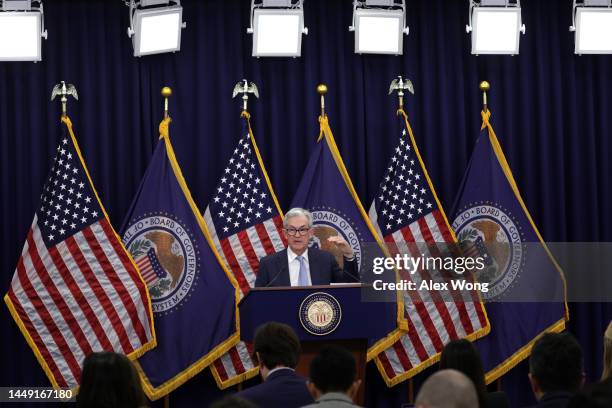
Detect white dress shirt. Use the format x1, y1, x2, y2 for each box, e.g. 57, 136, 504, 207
287, 247, 312, 286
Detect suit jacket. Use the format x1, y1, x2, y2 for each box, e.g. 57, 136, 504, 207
254, 248, 359, 287
234, 368, 314, 408
301, 392, 362, 408
526, 391, 573, 408
485, 391, 511, 408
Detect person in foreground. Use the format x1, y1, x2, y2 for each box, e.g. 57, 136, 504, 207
76, 351, 147, 408
439, 339, 510, 408
234, 322, 313, 408
601, 321, 612, 382
210, 396, 257, 408
255, 208, 359, 287
527, 332, 584, 408
415, 369, 478, 408
303, 346, 362, 408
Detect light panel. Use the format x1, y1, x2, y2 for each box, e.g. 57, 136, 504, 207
471, 7, 522, 54
355, 9, 403, 54
252, 9, 304, 57
132, 6, 182, 57
0, 12, 41, 61
575, 8, 612, 54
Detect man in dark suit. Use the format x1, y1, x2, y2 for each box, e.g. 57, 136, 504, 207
234, 322, 314, 408
255, 208, 359, 287
527, 332, 585, 408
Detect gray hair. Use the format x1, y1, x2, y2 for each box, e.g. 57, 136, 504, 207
283, 208, 313, 228
415, 369, 478, 408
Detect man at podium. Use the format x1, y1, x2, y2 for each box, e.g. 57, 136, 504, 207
255, 208, 359, 287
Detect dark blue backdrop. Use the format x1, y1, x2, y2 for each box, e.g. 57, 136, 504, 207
1, 0, 611, 406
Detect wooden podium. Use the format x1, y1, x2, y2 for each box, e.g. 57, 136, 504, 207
239, 284, 397, 405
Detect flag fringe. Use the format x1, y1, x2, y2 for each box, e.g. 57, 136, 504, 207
374, 318, 491, 387
481, 110, 569, 321
136, 121, 241, 401
319, 115, 409, 334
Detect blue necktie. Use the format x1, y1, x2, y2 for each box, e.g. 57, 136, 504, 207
296, 255, 309, 286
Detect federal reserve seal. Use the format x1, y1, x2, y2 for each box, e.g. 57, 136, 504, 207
123, 213, 199, 314
452, 203, 525, 299
310, 206, 363, 270
299, 292, 342, 336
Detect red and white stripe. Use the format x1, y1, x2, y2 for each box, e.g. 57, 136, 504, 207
212, 341, 256, 381
204, 210, 286, 388
7, 216, 154, 389
135, 254, 159, 287
203, 209, 286, 296
370, 205, 488, 381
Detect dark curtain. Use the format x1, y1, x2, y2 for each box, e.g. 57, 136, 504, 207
1, 0, 611, 407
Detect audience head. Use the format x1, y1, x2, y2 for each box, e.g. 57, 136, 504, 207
602, 321, 612, 381
415, 369, 478, 408
76, 351, 147, 408
210, 396, 258, 408
251, 321, 301, 380
567, 379, 612, 408
307, 346, 361, 401
439, 339, 487, 407
528, 332, 584, 400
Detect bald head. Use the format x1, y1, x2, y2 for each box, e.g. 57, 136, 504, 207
415, 369, 478, 408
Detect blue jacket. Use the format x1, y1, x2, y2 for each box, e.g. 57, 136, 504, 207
234, 368, 314, 408
254, 248, 359, 287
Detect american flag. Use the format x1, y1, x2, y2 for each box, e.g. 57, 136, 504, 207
135, 248, 167, 287
204, 116, 285, 388
4, 118, 155, 389
369, 112, 489, 385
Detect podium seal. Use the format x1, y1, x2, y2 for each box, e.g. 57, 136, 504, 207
299, 292, 342, 336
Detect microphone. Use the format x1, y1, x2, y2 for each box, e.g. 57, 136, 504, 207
264, 270, 283, 287
342, 256, 361, 283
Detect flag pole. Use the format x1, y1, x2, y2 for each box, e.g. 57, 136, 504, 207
479, 80, 490, 113
162, 86, 173, 119
388, 76, 414, 111
232, 79, 259, 116
50, 81, 79, 118
317, 83, 327, 117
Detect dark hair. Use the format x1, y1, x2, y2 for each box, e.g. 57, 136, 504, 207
76, 352, 147, 408
439, 339, 487, 408
252, 322, 300, 370
529, 332, 583, 393
309, 346, 356, 394
210, 396, 258, 408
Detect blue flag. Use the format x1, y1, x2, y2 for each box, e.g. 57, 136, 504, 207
121, 118, 240, 399
290, 114, 407, 359
451, 110, 568, 382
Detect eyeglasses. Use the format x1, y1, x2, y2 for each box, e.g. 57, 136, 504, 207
284, 227, 310, 236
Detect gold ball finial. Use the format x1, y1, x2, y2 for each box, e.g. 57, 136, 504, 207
161, 87, 173, 98
316, 84, 328, 95
479, 81, 490, 92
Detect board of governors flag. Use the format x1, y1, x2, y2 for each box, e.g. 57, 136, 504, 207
4, 116, 156, 390
370, 108, 490, 387
290, 112, 408, 360
204, 113, 287, 388
451, 110, 568, 383
121, 118, 240, 400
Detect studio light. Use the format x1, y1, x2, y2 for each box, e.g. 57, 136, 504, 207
247, 0, 308, 57
126, 0, 186, 57
466, 0, 525, 55
570, 0, 612, 54
349, 0, 409, 55
0, 0, 47, 62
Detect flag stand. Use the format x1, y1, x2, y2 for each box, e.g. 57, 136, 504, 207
480, 80, 490, 112
317, 83, 327, 117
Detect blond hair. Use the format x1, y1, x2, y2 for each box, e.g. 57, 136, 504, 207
603, 321, 612, 381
